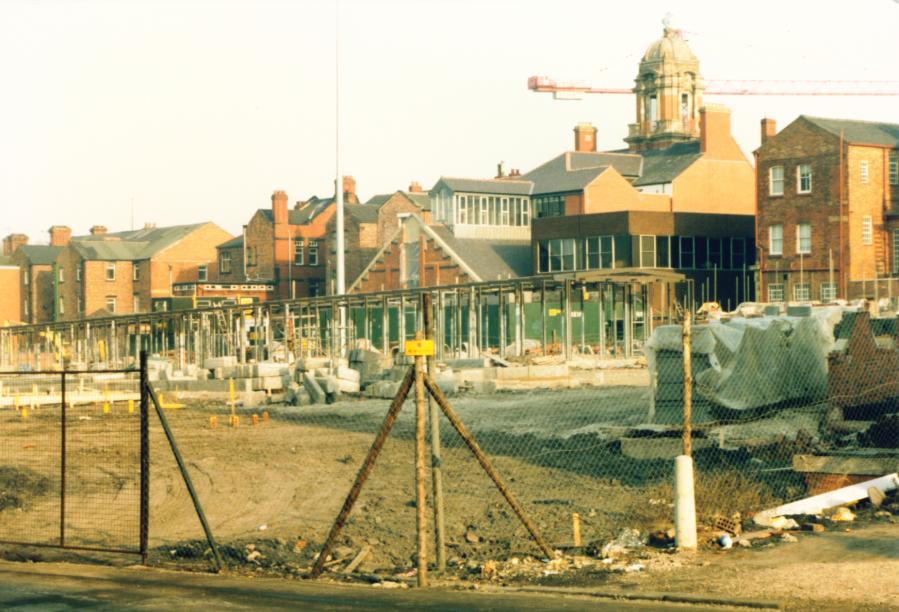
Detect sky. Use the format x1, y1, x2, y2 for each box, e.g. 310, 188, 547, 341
2, 0, 898, 243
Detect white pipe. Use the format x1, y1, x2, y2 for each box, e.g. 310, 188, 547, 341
674, 454, 697, 550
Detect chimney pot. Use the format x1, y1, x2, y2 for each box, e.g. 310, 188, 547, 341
342, 176, 358, 204
272, 190, 289, 225
573, 122, 598, 153
408, 181, 423, 193
496, 162, 505, 179
90, 225, 108, 235
48, 225, 72, 247
2, 233, 28, 256
760, 118, 777, 145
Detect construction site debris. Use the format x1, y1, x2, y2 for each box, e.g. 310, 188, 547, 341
755, 473, 899, 520
599, 528, 644, 559
868, 487, 886, 508
827, 507, 856, 522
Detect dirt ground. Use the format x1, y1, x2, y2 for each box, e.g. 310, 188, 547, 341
0, 385, 896, 609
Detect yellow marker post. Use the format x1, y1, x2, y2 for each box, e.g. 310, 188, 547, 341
103, 401, 110, 414
14, 391, 20, 410
209, 416, 218, 429
252, 414, 259, 428
20, 407, 28, 419
128, 399, 135, 414
262, 411, 269, 424
230, 415, 239, 428
572, 512, 581, 547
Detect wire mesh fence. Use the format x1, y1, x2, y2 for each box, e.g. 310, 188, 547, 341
2, 302, 896, 581
0, 368, 144, 556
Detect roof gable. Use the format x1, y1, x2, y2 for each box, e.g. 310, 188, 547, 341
16, 245, 62, 265
631, 141, 702, 186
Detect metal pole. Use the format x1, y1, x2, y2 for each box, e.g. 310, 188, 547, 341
421, 373, 553, 559
146, 382, 221, 571
139, 351, 149, 563
60, 371, 66, 547
682, 315, 692, 457
423, 294, 446, 572
310, 367, 415, 578
413, 333, 428, 588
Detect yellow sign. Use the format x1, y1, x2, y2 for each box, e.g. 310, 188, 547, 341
548, 308, 562, 316
404, 339, 435, 356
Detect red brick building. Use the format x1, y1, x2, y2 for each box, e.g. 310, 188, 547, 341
0, 255, 22, 325
325, 184, 430, 291
756, 116, 899, 302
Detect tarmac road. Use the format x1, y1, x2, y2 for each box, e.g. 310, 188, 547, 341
0, 560, 749, 611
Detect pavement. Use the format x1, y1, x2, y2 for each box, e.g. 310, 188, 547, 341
0, 560, 752, 611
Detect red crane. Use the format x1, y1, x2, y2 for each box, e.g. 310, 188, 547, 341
528, 76, 899, 98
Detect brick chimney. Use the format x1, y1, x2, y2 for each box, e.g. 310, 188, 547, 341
342, 176, 358, 204
699, 105, 734, 156
408, 181, 423, 193
48, 225, 72, 247
2, 233, 28, 256
90, 225, 108, 236
272, 190, 288, 225
574, 122, 598, 153
760, 118, 777, 146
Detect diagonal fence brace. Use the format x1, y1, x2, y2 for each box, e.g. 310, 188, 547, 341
146, 383, 223, 572
309, 366, 416, 578
422, 373, 554, 559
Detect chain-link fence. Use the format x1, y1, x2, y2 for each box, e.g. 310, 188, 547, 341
0, 367, 145, 557
3, 303, 895, 581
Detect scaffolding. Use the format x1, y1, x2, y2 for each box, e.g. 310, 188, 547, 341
0, 271, 690, 370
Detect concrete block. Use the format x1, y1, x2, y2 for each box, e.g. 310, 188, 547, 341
434, 371, 458, 396
365, 380, 400, 399
337, 378, 360, 394
447, 358, 490, 369
494, 366, 530, 380
204, 356, 236, 369
315, 375, 339, 395
256, 376, 284, 391
302, 372, 325, 404
336, 365, 360, 383
528, 364, 569, 378
458, 368, 496, 383
786, 305, 812, 317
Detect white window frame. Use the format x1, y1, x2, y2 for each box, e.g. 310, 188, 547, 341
76, 266, 81, 282
797, 164, 812, 194
521, 198, 530, 226
58, 267, 64, 283
58, 297, 64, 315
769, 224, 783, 256
24, 269, 29, 286
133, 264, 139, 281
308, 240, 319, 266
793, 283, 811, 302
767, 283, 784, 302
769, 165, 784, 196
796, 223, 811, 255
500, 198, 510, 225
479, 197, 488, 225
24, 298, 29, 316
106, 262, 116, 281
890, 153, 898, 185
220, 251, 232, 274
860, 160, 869, 184
820, 282, 837, 302
198, 264, 208, 282
639, 235, 656, 268
106, 296, 117, 313
294, 238, 304, 265
862, 216, 873, 246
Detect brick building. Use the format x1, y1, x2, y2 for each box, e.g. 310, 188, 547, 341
325, 184, 430, 291
756, 116, 899, 302
10, 227, 66, 323
53, 222, 232, 318
0, 255, 22, 325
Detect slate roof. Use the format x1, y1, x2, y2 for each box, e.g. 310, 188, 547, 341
566, 151, 643, 177
72, 223, 208, 261
345, 203, 381, 223
435, 177, 533, 196
365, 191, 431, 212
217, 235, 244, 249
428, 226, 532, 280
631, 141, 702, 186
803, 116, 899, 148
16, 245, 63, 265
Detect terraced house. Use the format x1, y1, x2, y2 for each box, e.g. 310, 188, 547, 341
756, 115, 899, 302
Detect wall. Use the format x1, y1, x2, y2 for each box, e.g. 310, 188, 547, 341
244, 211, 275, 282
0, 266, 21, 324
846, 145, 889, 281
149, 222, 233, 300
672, 156, 754, 215
83, 260, 134, 315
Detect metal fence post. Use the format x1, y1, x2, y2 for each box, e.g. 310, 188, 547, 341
423, 293, 446, 573
682, 314, 692, 457
60, 371, 66, 547
139, 351, 149, 564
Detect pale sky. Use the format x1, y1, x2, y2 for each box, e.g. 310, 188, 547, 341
2, 0, 898, 243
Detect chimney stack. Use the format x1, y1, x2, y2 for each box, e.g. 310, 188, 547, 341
2, 233, 28, 256
760, 118, 777, 146
272, 190, 288, 225
90, 225, 108, 236
342, 176, 358, 204
408, 181, 423, 193
574, 123, 598, 153
48, 225, 72, 247
699, 105, 733, 156
496, 162, 505, 178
